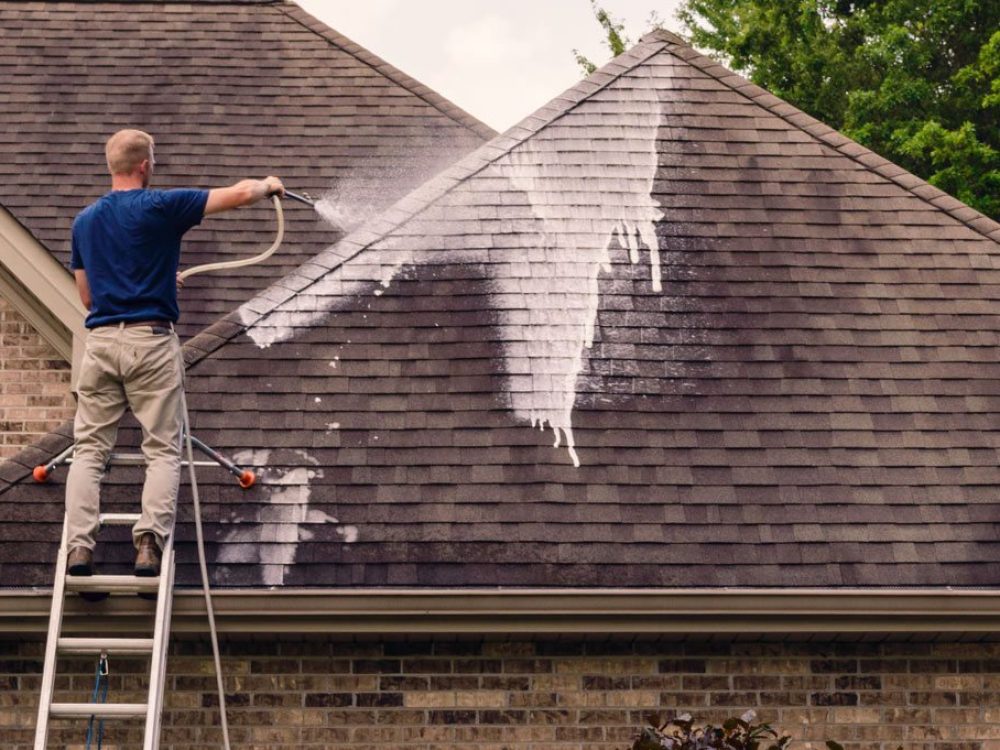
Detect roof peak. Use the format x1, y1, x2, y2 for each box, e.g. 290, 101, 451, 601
639, 27, 686, 45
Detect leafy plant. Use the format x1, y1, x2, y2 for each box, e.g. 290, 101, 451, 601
573, 1, 632, 75
632, 711, 792, 750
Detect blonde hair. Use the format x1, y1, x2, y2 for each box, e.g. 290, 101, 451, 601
105, 129, 154, 175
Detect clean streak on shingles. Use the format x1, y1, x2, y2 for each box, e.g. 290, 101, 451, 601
217, 449, 358, 587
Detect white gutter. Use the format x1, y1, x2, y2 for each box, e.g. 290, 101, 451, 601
3, 588, 997, 635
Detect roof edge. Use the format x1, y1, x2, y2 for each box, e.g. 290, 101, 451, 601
3, 588, 999, 635
275, 1, 496, 141
646, 29, 1000, 245
0, 420, 73, 495
0, 203, 86, 362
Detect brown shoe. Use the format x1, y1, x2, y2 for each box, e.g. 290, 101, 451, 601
67, 546, 108, 601
66, 546, 93, 576
134, 533, 162, 577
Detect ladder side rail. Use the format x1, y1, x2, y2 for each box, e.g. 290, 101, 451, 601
143, 535, 176, 750
149, 552, 176, 750
33, 516, 71, 750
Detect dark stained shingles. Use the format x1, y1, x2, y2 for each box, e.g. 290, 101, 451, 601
2, 29, 999, 589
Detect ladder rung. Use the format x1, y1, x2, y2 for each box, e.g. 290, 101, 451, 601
50, 702, 147, 719
98, 513, 140, 526
66, 453, 217, 467
57, 637, 154, 655
65, 574, 159, 594
107, 454, 147, 466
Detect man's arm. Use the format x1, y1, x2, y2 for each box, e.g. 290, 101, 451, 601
204, 176, 284, 216
74, 269, 91, 310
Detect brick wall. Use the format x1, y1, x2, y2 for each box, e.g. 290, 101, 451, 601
0, 296, 74, 459
3, 636, 999, 749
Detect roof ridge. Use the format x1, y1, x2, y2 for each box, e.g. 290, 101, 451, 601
652, 32, 1000, 245
640, 28, 686, 46
273, 1, 496, 141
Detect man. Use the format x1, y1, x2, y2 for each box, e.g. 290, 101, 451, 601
66, 128, 284, 579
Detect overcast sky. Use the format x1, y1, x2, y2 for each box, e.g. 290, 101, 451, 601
295, 0, 687, 132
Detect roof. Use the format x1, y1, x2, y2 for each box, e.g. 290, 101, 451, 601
2, 29, 999, 590
0, 0, 491, 337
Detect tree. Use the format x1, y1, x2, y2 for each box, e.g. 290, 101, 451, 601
675, 0, 1000, 219
573, 1, 632, 75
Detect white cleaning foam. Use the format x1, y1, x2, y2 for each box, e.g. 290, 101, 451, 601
238, 68, 668, 467
217, 449, 358, 585
489, 68, 665, 465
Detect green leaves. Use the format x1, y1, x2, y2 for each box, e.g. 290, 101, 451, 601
679, 0, 1000, 219
574, 1, 632, 76
632, 710, 794, 750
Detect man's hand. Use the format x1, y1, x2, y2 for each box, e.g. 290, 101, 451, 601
176, 272, 185, 292
262, 176, 285, 200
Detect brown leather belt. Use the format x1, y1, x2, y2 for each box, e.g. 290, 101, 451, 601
94, 320, 172, 329
123, 320, 171, 328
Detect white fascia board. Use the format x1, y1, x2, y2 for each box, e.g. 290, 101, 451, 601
0, 204, 86, 372
2, 588, 998, 635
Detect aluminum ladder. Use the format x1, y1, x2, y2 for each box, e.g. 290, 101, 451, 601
33, 512, 176, 750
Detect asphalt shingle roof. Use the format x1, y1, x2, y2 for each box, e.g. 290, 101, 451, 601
2, 30, 998, 589
0, 0, 490, 336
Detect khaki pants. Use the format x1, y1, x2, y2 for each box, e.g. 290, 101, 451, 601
65, 323, 183, 551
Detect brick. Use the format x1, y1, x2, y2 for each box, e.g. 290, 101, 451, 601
356, 692, 404, 708
658, 659, 706, 674
831, 707, 880, 723
909, 691, 959, 706
811, 692, 859, 706
404, 691, 457, 708
303, 692, 352, 707
0, 298, 73, 458
934, 675, 982, 690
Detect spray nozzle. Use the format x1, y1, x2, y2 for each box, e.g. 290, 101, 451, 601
283, 190, 315, 208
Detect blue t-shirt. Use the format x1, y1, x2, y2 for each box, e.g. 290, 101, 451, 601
70, 188, 209, 328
